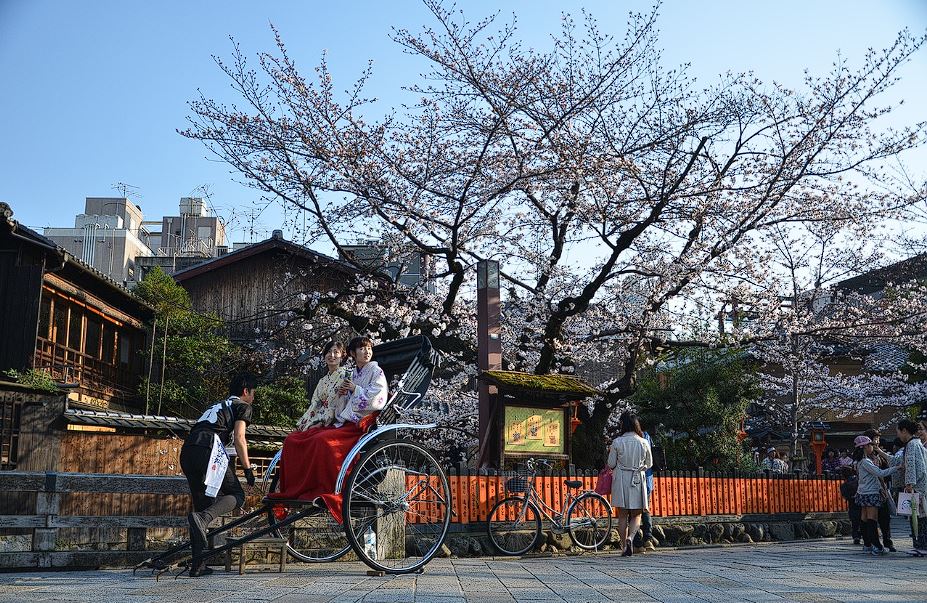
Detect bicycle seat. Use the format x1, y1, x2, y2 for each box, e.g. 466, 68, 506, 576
564, 479, 583, 489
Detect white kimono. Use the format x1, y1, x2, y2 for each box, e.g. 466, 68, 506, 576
336, 360, 388, 426
296, 369, 350, 431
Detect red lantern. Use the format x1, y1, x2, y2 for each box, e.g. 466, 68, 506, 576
570, 402, 581, 434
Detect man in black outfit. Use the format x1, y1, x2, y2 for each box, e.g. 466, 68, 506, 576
180, 372, 258, 576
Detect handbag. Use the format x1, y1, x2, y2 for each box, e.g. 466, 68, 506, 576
594, 467, 613, 496
896, 491, 927, 517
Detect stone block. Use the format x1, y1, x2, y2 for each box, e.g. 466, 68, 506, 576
767, 523, 795, 541
651, 525, 666, 541
547, 530, 573, 551
445, 536, 471, 557
793, 522, 809, 539
660, 524, 694, 546
730, 523, 745, 538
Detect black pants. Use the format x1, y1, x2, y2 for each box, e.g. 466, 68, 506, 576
877, 499, 893, 548
632, 510, 652, 547
180, 444, 245, 511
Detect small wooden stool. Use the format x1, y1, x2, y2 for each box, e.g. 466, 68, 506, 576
224, 536, 288, 574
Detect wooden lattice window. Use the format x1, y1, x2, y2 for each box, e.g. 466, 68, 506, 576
0, 394, 23, 470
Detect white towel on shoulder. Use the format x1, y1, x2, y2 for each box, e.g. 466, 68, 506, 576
204, 434, 229, 497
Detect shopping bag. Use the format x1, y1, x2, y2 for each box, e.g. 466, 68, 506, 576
594, 467, 613, 495
896, 491, 927, 517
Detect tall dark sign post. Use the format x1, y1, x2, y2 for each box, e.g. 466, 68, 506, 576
476, 260, 502, 468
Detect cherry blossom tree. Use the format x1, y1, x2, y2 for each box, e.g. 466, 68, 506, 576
734, 223, 927, 456
180, 1, 927, 464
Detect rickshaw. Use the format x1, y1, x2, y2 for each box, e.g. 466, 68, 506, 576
137, 335, 452, 576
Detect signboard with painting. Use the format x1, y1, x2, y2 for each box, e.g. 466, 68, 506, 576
503, 406, 565, 455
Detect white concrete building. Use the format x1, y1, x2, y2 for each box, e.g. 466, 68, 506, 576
43, 197, 153, 286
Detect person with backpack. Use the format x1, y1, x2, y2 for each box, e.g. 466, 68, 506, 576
180, 372, 258, 577
839, 465, 861, 545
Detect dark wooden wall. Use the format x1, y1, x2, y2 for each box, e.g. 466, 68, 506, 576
0, 235, 44, 373
181, 249, 347, 342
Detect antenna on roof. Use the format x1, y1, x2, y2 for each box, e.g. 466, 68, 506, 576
111, 182, 142, 200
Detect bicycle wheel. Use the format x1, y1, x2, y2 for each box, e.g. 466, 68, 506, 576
566, 492, 612, 550
263, 456, 351, 563
342, 438, 452, 574
486, 496, 542, 555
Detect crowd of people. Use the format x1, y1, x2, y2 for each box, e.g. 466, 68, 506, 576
838, 420, 927, 556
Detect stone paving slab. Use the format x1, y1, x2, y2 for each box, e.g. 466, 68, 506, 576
2, 541, 927, 602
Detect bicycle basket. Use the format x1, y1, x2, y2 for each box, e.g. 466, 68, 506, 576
505, 476, 530, 493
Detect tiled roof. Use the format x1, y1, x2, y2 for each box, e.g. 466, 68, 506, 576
837, 254, 927, 294
172, 235, 360, 282
864, 343, 910, 372
63, 406, 290, 444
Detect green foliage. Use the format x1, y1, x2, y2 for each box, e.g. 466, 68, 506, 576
254, 375, 310, 427
134, 267, 250, 418
3, 368, 60, 393
134, 266, 191, 317
630, 350, 760, 471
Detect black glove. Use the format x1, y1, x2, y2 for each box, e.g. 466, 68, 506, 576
244, 466, 256, 487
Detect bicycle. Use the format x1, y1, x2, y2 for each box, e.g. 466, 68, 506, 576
486, 458, 612, 555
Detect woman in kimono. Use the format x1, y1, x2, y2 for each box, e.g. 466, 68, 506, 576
607, 411, 653, 557
295, 340, 349, 431
270, 337, 388, 522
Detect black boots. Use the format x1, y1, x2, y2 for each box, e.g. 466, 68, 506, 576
187, 495, 238, 577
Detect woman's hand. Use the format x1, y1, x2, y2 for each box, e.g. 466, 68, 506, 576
338, 379, 356, 395
906, 485, 914, 493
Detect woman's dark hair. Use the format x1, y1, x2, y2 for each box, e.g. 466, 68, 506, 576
864, 428, 880, 440
229, 372, 259, 396
898, 418, 919, 436
825, 447, 836, 457
347, 336, 374, 355
852, 445, 867, 463
618, 411, 643, 438
321, 341, 346, 358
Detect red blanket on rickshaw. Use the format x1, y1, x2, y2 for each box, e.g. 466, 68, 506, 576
267, 414, 377, 523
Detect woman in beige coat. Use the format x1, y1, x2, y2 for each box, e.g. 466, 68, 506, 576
607, 411, 653, 556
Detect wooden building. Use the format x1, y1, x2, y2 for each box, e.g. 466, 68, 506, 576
0, 203, 153, 411
173, 230, 366, 343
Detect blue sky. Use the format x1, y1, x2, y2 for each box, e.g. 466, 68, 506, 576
1, 0, 925, 245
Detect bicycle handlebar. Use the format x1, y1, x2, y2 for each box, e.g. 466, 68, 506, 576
524, 458, 554, 471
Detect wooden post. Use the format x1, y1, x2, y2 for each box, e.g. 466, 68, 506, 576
476, 260, 502, 468
33, 472, 59, 554
376, 468, 406, 561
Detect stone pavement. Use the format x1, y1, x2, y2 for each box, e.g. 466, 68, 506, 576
1, 540, 925, 603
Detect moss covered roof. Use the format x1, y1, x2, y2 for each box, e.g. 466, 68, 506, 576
481, 370, 599, 396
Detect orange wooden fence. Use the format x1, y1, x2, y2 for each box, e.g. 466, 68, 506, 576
443, 471, 846, 525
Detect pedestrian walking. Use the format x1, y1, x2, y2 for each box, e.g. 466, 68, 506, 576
853, 435, 899, 555
633, 428, 655, 550
607, 411, 653, 557
896, 419, 927, 552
